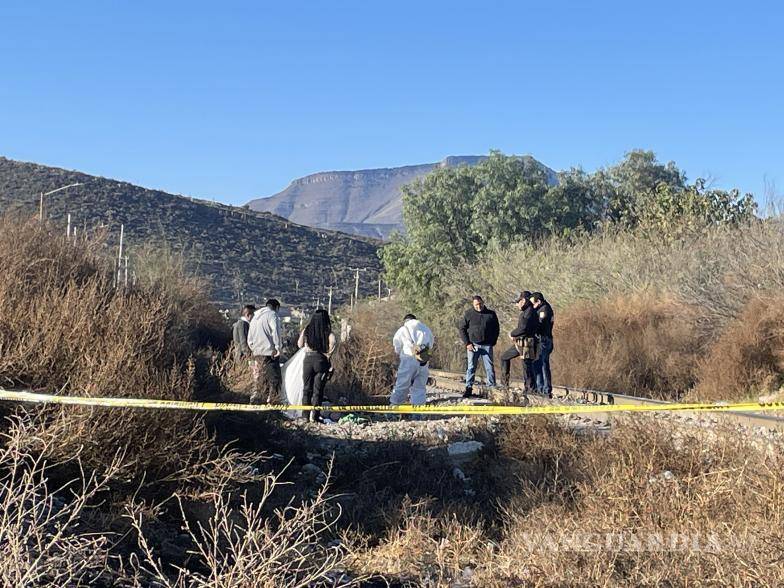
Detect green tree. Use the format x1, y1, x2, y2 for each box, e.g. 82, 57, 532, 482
381, 164, 479, 303
593, 149, 687, 223
637, 179, 758, 240
381, 152, 604, 308
382, 149, 759, 310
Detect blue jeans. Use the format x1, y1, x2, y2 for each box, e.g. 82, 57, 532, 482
534, 336, 553, 395
465, 345, 496, 388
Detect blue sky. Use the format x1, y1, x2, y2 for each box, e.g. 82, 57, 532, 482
1, 1, 781, 205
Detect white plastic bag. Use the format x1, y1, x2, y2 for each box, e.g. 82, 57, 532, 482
281, 348, 306, 419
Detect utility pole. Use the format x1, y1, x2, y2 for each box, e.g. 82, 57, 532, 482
327, 286, 334, 314
378, 277, 382, 300
66, 214, 71, 238
349, 267, 366, 308
117, 224, 124, 288
124, 256, 129, 287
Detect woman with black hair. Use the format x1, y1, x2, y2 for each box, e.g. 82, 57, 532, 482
297, 309, 338, 423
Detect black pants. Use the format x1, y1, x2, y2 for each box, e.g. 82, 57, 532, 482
500, 345, 535, 392
303, 351, 330, 417
254, 355, 281, 402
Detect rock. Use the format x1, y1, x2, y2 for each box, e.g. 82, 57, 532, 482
648, 470, 676, 484
447, 440, 484, 465
300, 463, 326, 482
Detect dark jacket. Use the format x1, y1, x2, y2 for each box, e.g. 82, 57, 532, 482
459, 307, 500, 346
232, 318, 251, 361
510, 304, 538, 339
535, 302, 554, 338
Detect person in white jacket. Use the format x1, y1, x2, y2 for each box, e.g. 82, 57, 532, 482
390, 314, 434, 406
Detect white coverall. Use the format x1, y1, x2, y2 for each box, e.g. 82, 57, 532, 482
390, 319, 434, 405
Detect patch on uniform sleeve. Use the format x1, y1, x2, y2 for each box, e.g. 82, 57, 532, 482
539, 311, 547, 319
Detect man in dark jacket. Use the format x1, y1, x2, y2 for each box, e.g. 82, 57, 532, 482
531, 292, 554, 398
500, 291, 538, 392
232, 304, 256, 364
459, 295, 500, 398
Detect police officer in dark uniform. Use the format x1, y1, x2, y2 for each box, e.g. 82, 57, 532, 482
500, 291, 538, 392
531, 292, 554, 398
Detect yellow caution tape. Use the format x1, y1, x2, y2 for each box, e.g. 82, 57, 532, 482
1, 388, 784, 417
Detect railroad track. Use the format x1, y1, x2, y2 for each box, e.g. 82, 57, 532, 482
427, 369, 784, 434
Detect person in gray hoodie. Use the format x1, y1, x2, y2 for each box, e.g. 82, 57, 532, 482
248, 298, 283, 403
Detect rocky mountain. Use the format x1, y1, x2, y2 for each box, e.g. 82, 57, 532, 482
0, 157, 382, 309
247, 155, 557, 239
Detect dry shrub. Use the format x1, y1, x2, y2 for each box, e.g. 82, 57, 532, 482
346, 497, 485, 586
691, 295, 784, 402
0, 216, 230, 478
551, 293, 699, 399
0, 414, 123, 586
478, 417, 784, 587
330, 300, 402, 400
346, 417, 784, 586
128, 464, 351, 588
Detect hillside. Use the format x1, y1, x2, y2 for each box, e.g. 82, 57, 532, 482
248, 155, 557, 239
0, 157, 382, 309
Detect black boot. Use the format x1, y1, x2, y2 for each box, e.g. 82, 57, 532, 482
462, 387, 473, 398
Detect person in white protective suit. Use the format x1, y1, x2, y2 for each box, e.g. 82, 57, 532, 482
390, 314, 434, 406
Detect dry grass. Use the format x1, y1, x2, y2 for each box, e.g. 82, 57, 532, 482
4, 213, 784, 586
552, 293, 700, 398
330, 300, 402, 401
691, 294, 784, 402
487, 417, 784, 586
128, 463, 351, 588
346, 417, 784, 587
0, 414, 123, 586
0, 216, 352, 585
401, 219, 784, 401
0, 216, 231, 478
346, 497, 486, 584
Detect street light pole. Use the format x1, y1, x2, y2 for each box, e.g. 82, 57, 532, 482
38, 183, 83, 221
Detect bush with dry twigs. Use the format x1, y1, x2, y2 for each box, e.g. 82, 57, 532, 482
0, 414, 123, 586
329, 300, 402, 401
391, 219, 784, 401
692, 294, 784, 402
127, 462, 353, 588
551, 293, 699, 398
344, 417, 784, 586
0, 216, 231, 478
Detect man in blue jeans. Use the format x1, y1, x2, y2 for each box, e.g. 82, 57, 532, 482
459, 295, 500, 398
531, 292, 554, 398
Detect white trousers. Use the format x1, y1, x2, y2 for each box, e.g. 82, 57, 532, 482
390, 357, 428, 405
